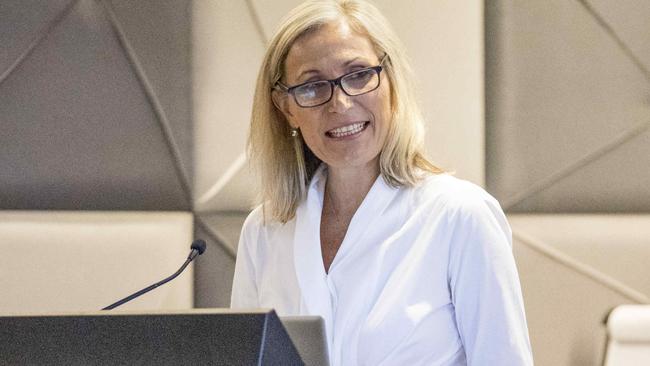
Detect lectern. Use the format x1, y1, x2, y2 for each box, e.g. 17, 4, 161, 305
0, 309, 303, 365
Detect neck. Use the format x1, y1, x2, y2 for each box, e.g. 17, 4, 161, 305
325, 160, 380, 214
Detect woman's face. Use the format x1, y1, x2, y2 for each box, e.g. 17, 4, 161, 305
278, 21, 392, 173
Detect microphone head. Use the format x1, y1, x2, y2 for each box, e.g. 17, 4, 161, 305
191, 239, 207, 255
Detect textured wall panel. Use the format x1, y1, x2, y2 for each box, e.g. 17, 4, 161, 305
203, 161, 257, 212
194, 217, 237, 308
373, 0, 485, 185
193, 0, 265, 212
199, 212, 247, 254
486, 0, 650, 212
0, 0, 190, 210
514, 240, 630, 366
0, 211, 194, 313
106, 0, 193, 187
510, 214, 650, 300
0, 0, 72, 78
588, 0, 650, 70
512, 129, 650, 212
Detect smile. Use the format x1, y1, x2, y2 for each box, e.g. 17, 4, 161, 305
326, 121, 369, 138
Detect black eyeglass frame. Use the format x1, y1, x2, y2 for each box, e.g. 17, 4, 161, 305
273, 54, 389, 108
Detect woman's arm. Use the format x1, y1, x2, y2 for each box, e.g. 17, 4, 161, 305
230, 210, 262, 308
447, 192, 534, 365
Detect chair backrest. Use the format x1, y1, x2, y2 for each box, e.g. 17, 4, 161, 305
604, 305, 650, 366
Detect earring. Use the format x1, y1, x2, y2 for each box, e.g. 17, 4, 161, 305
290, 128, 299, 137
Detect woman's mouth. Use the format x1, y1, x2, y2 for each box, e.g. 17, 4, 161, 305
326, 121, 370, 138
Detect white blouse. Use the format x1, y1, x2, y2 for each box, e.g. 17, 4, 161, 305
231, 166, 533, 366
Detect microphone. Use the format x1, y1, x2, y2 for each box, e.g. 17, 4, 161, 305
188, 238, 207, 261
102, 239, 207, 310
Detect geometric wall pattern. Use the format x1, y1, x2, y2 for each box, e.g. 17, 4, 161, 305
1, 0, 486, 308
486, 1, 650, 364
486, 0, 650, 213
0, 0, 235, 307
0, 0, 192, 211
510, 215, 650, 365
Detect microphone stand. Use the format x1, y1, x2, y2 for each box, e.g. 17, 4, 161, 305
102, 240, 206, 310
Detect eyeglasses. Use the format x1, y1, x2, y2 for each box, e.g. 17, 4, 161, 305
274, 54, 388, 108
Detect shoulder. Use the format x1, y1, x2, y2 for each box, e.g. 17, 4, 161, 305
406, 174, 510, 240
410, 173, 501, 216
237, 206, 269, 260
239, 204, 296, 246
239, 205, 272, 248
241, 205, 264, 231
241, 204, 286, 232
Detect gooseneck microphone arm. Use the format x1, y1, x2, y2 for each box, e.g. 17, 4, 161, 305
102, 239, 207, 311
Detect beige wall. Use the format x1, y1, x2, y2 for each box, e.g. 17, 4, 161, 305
193, 0, 485, 213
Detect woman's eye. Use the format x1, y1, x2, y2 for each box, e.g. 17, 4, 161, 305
349, 70, 369, 79
346, 70, 373, 82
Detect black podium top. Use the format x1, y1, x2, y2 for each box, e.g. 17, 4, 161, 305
0, 309, 303, 366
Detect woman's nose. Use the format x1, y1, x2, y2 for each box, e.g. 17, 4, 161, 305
327, 85, 353, 113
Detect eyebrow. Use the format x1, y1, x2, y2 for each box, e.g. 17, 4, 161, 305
296, 57, 367, 80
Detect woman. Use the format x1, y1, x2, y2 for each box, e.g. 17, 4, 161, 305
231, 1, 533, 365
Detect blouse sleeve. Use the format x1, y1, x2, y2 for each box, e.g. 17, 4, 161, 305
230, 209, 261, 309
446, 191, 534, 365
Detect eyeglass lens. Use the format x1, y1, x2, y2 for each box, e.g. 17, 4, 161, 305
294, 68, 380, 107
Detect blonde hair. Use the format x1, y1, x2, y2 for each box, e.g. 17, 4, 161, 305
249, 0, 442, 223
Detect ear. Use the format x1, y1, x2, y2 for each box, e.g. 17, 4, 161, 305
271, 89, 299, 128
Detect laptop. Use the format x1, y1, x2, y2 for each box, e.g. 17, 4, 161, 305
281, 316, 330, 366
